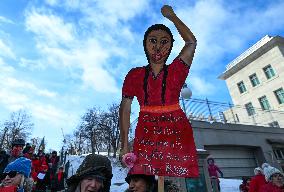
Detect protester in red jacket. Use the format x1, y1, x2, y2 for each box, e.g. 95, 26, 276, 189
31, 155, 41, 173
260, 163, 284, 192
207, 157, 223, 191
249, 167, 266, 192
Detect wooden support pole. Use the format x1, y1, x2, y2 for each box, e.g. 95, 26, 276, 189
158, 176, 164, 192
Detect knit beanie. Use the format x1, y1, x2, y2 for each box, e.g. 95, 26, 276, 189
12, 138, 25, 148
262, 163, 283, 181
67, 154, 113, 192
4, 157, 31, 177
254, 167, 263, 175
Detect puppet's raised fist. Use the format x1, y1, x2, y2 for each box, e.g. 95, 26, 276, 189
161, 5, 176, 20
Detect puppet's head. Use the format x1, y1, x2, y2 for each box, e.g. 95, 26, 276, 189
143, 24, 174, 65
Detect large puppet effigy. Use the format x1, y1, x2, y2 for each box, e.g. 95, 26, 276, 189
119, 5, 199, 180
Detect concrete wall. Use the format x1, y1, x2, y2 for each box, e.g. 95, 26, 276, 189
191, 120, 284, 170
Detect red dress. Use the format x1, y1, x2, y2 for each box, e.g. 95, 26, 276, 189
122, 58, 198, 177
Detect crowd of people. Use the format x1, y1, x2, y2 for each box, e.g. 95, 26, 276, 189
238, 163, 284, 192
206, 157, 284, 192
1, 139, 284, 192
0, 139, 65, 192
0, 138, 158, 192
1, 3, 284, 191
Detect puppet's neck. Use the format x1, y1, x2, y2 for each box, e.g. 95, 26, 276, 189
150, 62, 164, 76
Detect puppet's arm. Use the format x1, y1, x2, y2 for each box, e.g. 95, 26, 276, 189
161, 5, 197, 67
119, 98, 132, 160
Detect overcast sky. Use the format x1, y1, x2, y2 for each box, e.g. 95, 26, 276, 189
1, 0, 284, 150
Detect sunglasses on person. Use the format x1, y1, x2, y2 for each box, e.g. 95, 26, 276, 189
1, 171, 19, 179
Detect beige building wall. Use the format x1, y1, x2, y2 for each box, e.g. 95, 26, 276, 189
219, 36, 284, 127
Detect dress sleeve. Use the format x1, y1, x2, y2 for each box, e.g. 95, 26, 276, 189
169, 57, 190, 86
122, 69, 136, 99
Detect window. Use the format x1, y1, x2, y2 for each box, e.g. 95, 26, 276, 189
274, 88, 284, 104
273, 148, 284, 160
235, 114, 240, 122
237, 81, 247, 93
249, 73, 260, 87
245, 102, 255, 116
258, 96, 271, 110
263, 65, 275, 79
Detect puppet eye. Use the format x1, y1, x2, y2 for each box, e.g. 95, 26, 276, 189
149, 38, 157, 44
161, 39, 169, 45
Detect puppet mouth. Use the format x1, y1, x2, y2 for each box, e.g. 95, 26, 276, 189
152, 53, 162, 61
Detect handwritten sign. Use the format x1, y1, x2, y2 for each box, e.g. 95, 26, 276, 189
129, 112, 199, 177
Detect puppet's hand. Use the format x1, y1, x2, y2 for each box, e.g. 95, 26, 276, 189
122, 153, 137, 168
161, 5, 176, 21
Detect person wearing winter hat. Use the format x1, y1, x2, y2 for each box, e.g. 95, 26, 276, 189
125, 174, 157, 192
66, 154, 113, 192
260, 163, 284, 192
8, 139, 26, 164
0, 157, 33, 192
249, 167, 266, 192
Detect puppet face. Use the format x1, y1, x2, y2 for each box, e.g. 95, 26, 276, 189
145, 29, 171, 65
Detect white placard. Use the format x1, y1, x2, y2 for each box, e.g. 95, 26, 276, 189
37, 173, 46, 180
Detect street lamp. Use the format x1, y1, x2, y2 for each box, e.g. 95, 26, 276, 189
180, 83, 192, 115
181, 83, 192, 99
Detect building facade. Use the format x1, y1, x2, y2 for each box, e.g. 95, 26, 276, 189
218, 35, 284, 128
192, 120, 284, 178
